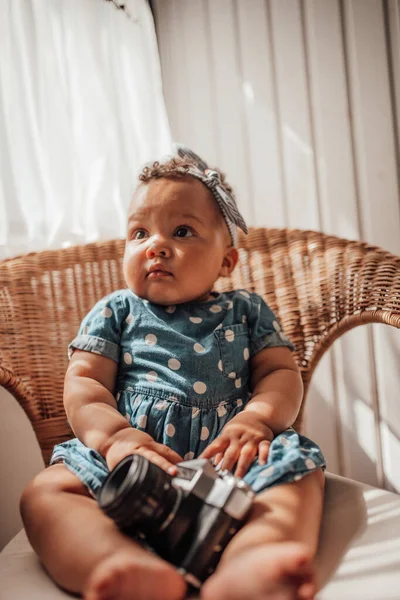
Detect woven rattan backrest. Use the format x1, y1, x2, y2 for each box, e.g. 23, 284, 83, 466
1, 228, 400, 466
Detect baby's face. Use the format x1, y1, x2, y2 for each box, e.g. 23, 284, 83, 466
123, 176, 237, 305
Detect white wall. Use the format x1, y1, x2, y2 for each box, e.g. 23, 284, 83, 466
153, 0, 400, 491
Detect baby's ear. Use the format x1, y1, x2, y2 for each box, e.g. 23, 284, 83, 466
219, 247, 239, 278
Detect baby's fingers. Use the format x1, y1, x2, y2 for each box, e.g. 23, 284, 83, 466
234, 442, 257, 478
154, 443, 184, 465
200, 438, 229, 460
213, 452, 224, 469
258, 440, 271, 465
139, 447, 179, 476
219, 442, 241, 473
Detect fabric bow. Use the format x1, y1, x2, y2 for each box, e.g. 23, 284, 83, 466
174, 144, 248, 246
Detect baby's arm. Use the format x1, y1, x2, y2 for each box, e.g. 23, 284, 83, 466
201, 346, 303, 477
65, 349, 182, 474
243, 346, 303, 434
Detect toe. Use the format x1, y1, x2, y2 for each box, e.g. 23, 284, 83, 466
297, 579, 316, 600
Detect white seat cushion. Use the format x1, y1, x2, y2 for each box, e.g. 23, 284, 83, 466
1, 473, 400, 599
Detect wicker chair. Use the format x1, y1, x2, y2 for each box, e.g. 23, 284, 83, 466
1, 227, 400, 599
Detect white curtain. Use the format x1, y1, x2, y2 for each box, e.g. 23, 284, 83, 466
0, 0, 172, 259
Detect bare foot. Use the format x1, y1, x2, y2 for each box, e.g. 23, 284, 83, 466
201, 542, 316, 600
84, 549, 187, 600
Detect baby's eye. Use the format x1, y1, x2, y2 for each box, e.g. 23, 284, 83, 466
174, 226, 193, 238
132, 229, 148, 240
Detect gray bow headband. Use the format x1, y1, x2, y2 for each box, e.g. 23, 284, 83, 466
174, 144, 248, 246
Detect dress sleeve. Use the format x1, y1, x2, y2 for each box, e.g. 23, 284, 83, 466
68, 293, 126, 363
248, 293, 295, 357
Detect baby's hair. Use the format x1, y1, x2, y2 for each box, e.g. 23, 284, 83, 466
138, 157, 234, 196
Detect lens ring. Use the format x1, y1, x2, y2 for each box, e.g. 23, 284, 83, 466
99, 454, 180, 534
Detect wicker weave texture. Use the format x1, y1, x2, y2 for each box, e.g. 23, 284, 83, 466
1, 228, 400, 466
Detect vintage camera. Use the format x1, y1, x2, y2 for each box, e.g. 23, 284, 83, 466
97, 454, 255, 588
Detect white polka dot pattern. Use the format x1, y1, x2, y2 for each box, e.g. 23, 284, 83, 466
137, 414, 147, 428
145, 334, 157, 346
124, 352, 132, 365
279, 436, 291, 447
200, 426, 210, 441
73, 290, 327, 494
155, 401, 168, 410
217, 404, 227, 417
305, 458, 316, 470
210, 305, 222, 313
166, 423, 176, 437
272, 320, 281, 332
193, 381, 207, 394
168, 358, 181, 370
260, 465, 275, 477
224, 329, 235, 342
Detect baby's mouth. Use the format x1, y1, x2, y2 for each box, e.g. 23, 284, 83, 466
147, 266, 173, 279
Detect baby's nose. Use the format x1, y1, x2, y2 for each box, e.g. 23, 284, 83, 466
147, 248, 167, 258
146, 240, 170, 259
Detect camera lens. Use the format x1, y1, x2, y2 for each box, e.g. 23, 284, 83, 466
98, 454, 180, 535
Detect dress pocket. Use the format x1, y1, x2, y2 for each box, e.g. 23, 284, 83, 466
214, 324, 249, 379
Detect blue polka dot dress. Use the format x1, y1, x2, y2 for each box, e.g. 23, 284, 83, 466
51, 289, 325, 494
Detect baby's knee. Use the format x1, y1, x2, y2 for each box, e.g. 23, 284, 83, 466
20, 463, 88, 522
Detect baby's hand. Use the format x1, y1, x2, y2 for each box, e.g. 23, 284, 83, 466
200, 412, 274, 478
105, 427, 183, 475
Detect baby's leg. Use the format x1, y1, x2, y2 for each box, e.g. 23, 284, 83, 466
202, 469, 324, 600
20, 464, 187, 600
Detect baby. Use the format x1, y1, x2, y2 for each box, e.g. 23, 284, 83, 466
21, 147, 325, 600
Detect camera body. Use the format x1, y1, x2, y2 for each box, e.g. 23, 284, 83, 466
97, 454, 255, 588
